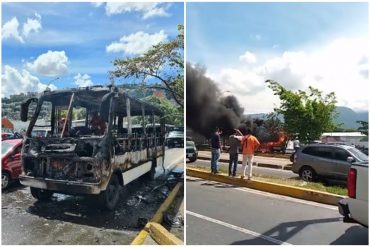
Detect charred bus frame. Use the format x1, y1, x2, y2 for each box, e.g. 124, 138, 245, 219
19, 86, 165, 210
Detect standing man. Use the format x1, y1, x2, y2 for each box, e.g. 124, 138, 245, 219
234, 128, 260, 180
210, 127, 222, 174
293, 136, 300, 152
228, 131, 240, 177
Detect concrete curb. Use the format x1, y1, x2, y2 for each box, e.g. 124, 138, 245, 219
131, 181, 184, 245
187, 167, 345, 206
197, 155, 292, 170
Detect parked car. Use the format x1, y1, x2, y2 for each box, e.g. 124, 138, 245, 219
186, 140, 198, 162
166, 131, 184, 148
338, 161, 368, 227
31, 129, 51, 138
2, 139, 23, 189
2, 132, 23, 141
292, 144, 368, 181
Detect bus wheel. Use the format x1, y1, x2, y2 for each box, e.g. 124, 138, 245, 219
30, 187, 53, 201
99, 174, 120, 210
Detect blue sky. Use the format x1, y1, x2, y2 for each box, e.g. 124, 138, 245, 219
187, 2, 368, 113
2, 2, 183, 96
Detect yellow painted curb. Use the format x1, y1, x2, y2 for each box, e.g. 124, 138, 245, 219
131, 181, 183, 245
130, 229, 150, 245
151, 181, 183, 224
187, 167, 345, 206
148, 222, 184, 245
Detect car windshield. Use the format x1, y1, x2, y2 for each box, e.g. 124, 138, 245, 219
186, 141, 195, 147
31, 130, 48, 137
2, 142, 15, 157
168, 131, 184, 138
349, 147, 368, 161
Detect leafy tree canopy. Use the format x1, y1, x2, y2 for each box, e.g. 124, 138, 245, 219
111, 25, 184, 109
143, 95, 183, 126
357, 120, 368, 136
266, 80, 338, 143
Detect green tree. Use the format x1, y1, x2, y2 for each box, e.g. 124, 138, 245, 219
357, 120, 368, 136
265, 112, 283, 133
144, 95, 183, 126
111, 25, 184, 109
266, 80, 338, 143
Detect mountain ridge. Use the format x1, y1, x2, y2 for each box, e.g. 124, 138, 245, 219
245, 106, 368, 130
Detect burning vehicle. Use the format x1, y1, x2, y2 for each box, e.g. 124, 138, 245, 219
19, 85, 165, 210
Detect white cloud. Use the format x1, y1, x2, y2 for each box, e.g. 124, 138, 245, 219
22, 13, 42, 37
73, 73, 93, 87
26, 50, 69, 76
91, 2, 103, 8
239, 51, 257, 64
105, 2, 170, 19
2, 17, 24, 43
106, 30, 167, 54
1, 65, 57, 97
2, 14, 42, 43
211, 37, 369, 113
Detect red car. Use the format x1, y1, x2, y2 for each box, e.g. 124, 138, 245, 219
2, 139, 23, 189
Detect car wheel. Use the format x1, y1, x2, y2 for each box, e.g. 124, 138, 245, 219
99, 173, 120, 211
30, 187, 54, 201
299, 167, 316, 182
2, 172, 10, 190
189, 157, 197, 163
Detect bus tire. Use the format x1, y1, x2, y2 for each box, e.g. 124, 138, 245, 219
30, 187, 53, 201
99, 174, 120, 211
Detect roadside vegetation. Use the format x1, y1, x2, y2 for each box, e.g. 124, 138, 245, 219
187, 164, 347, 196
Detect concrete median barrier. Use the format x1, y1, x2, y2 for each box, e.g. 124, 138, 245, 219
187, 167, 345, 206
131, 181, 184, 245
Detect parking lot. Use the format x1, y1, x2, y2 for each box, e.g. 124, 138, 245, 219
2, 148, 184, 245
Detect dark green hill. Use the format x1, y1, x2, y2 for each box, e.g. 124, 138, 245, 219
335, 106, 368, 129
245, 106, 368, 130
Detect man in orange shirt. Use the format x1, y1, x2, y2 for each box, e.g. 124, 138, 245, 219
234, 128, 260, 180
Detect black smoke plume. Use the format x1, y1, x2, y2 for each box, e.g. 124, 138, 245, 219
186, 63, 244, 138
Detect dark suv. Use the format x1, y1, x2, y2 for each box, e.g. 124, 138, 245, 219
292, 144, 368, 181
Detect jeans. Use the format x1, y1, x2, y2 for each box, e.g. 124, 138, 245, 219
242, 155, 254, 178
211, 148, 220, 172
229, 153, 238, 176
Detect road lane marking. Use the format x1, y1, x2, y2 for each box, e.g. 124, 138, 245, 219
233, 187, 338, 211
187, 210, 292, 245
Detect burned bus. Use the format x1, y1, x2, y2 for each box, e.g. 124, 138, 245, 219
19, 85, 165, 210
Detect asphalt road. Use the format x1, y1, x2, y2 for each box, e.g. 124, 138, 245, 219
186, 177, 368, 245
2, 148, 184, 245
188, 160, 298, 179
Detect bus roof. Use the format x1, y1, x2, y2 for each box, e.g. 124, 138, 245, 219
38, 85, 163, 116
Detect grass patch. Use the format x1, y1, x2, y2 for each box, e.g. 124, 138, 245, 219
187, 164, 347, 196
